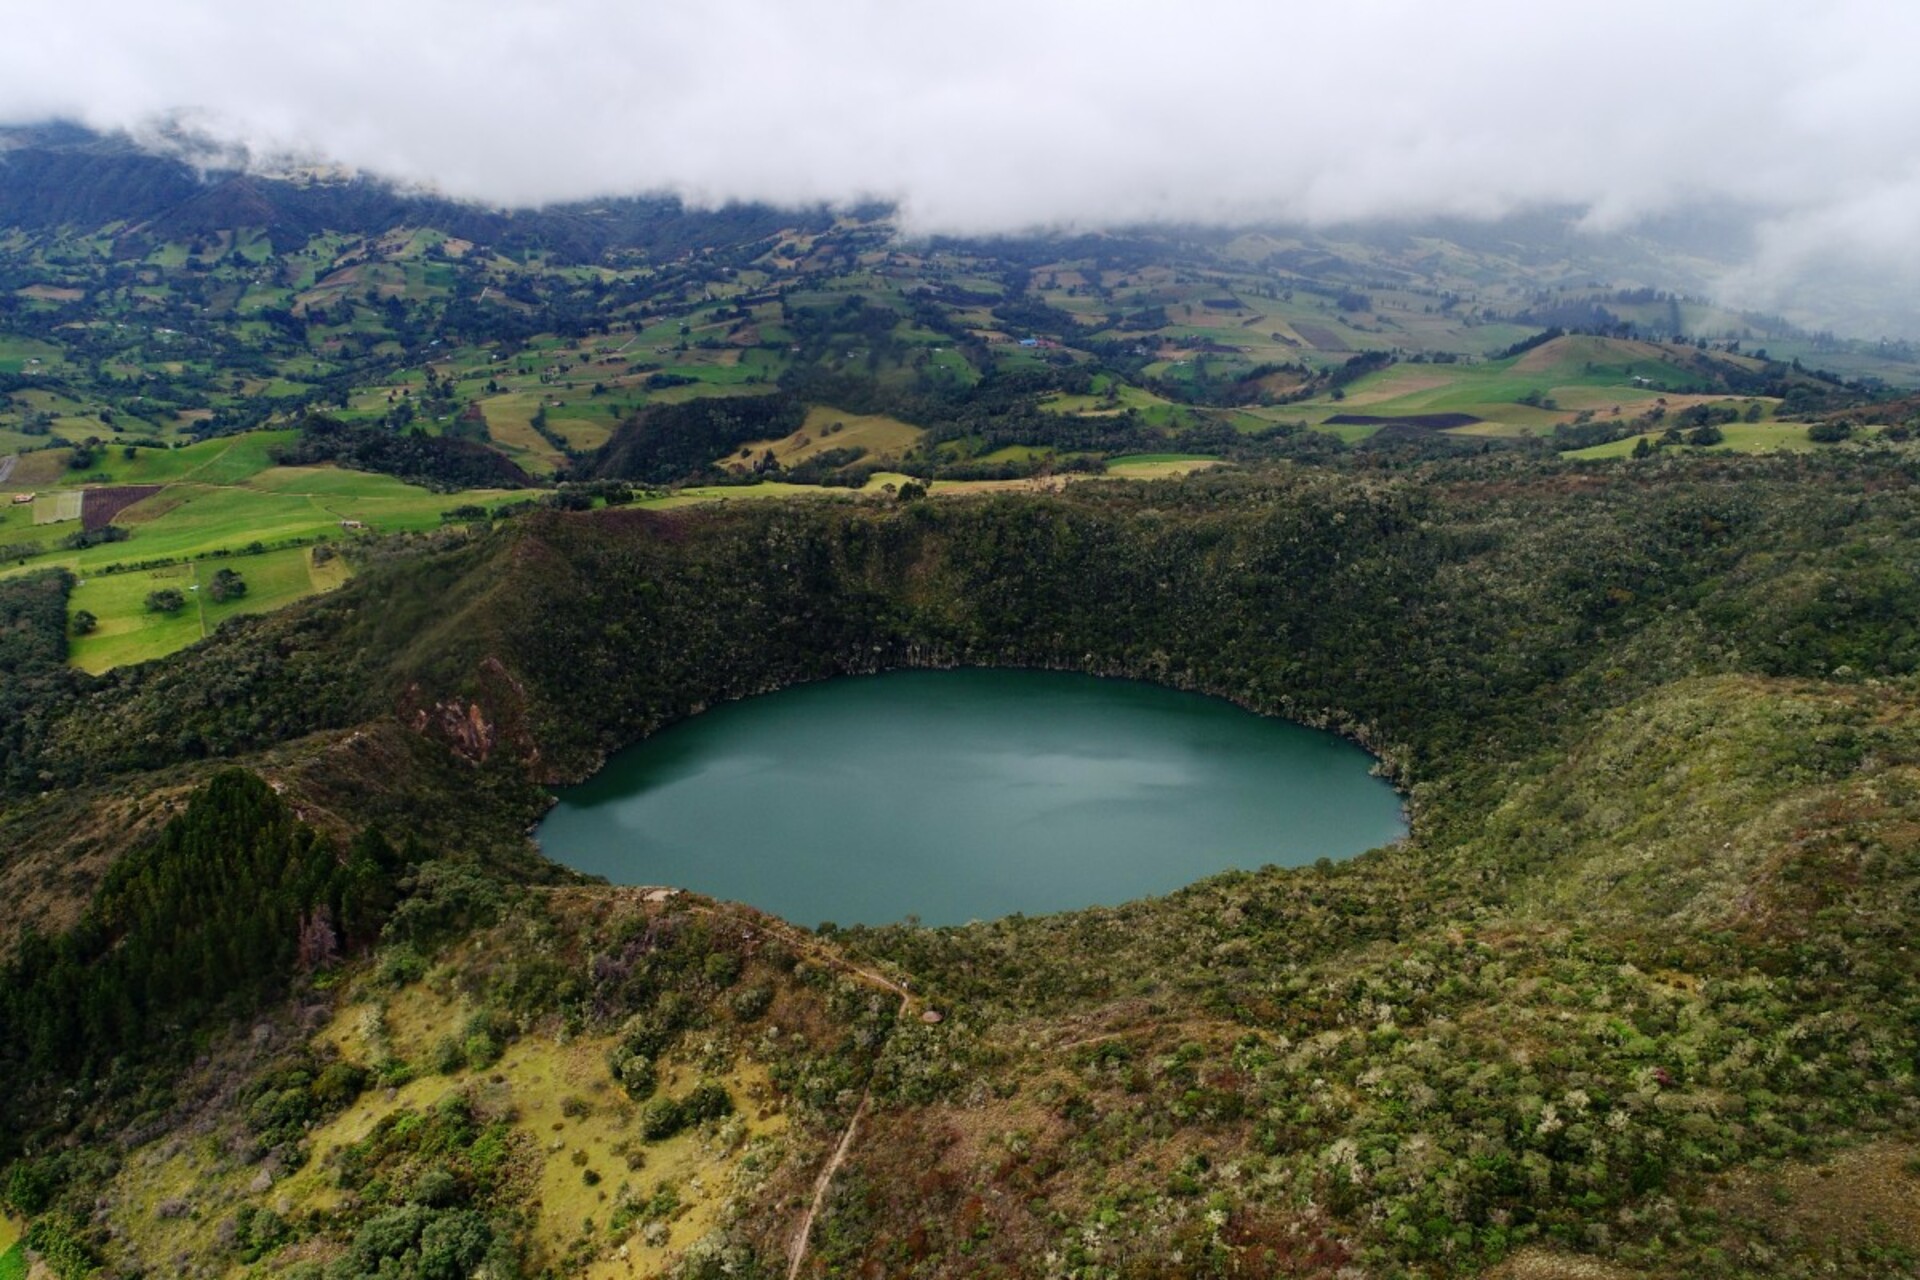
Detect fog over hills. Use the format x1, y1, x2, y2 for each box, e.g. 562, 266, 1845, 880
5, 1, 1919, 337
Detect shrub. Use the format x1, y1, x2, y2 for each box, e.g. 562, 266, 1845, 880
208, 568, 248, 603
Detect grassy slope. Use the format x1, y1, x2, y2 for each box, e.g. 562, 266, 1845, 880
102, 887, 868, 1279
727, 405, 924, 471
68, 543, 351, 672
1565, 423, 1826, 459
0, 430, 516, 669
1286, 336, 1774, 438
63, 668, 1920, 1279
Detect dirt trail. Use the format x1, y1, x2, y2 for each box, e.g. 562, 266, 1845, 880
780, 938, 910, 1277
786, 1089, 871, 1278
580, 890, 920, 1278
785, 969, 910, 1279
0, 455, 15, 486
682, 905, 913, 1279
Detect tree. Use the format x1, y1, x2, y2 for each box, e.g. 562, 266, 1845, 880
208, 569, 248, 603
70, 610, 96, 635
145, 589, 185, 614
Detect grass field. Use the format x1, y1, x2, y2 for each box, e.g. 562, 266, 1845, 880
729, 405, 924, 470
1103, 453, 1224, 478
1107, 452, 1218, 466
68, 544, 353, 672
971, 444, 1055, 463
42, 432, 295, 490
0, 1212, 23, 1280
1042, 381, 1177, 417
3, 429, 516, 674
32, 490, 83, 524
1280, 336, 1770, 438
2, 463, 518, 580
1563, 423, 1826, 460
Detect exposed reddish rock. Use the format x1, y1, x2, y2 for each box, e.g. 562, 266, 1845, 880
399, 655, 540, 769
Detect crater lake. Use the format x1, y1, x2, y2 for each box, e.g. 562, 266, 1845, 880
537, 669, 1407, 926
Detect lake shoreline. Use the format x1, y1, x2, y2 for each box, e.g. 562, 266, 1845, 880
538, 668, 1408, 927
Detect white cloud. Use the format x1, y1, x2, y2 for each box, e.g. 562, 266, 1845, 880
5, 1, 1920, 331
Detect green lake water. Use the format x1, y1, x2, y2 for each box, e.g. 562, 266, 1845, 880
537, 670, 1406, 926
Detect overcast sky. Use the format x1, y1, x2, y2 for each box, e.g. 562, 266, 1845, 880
5, 2, 1919, 330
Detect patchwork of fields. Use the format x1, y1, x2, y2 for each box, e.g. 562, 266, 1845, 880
1, 430, 520, 670
0, 207, 1907, 678
66, 543, 352, 673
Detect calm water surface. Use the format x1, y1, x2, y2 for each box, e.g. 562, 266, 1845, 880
538, 670, 1405, 926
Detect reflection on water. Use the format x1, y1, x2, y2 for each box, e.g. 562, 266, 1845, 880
538, 669, 1405, 926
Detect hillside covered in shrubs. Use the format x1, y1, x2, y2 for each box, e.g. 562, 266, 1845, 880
3, 451, 1920, 1278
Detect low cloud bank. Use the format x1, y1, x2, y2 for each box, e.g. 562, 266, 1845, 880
5, 1, 1919, 332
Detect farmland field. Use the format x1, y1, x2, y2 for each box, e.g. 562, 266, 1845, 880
68, 543, 353, 672
1563, 422, 1829, 460
32, 490, 83, 524
1, 429, 516, 671
1, 461, 517, 580
1103, 452, 1224, 478
728, 405, 924, 470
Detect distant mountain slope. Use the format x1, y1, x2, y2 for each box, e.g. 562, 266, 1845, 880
0, 123, 835, 261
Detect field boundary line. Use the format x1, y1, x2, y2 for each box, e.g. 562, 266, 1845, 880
191, 561, 208, 639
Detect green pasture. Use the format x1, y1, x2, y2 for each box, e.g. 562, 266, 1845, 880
43, 431, 294, 489
971, 444, 1054, 463
924, 348, 979, 385
3, 463, 515, 579
0, 333, 64, 374
68, 543, 353, 672
727, 406, 924, 470
643, 480, 870, 510
1099, 458, 1223, 480
1042, 381, 1175, 416
1107, 452, 1219, 467
1563, 423, 1828, 460
1286, 338, 1765, 431
0, 496, 37, 543
645, 381, 764, 406
1228, 407, 1380, 443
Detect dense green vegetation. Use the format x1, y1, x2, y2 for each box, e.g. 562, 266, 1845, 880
6, 125, 1920, 1280
1, 450, 1918, 1276
5, 123, 1918, 700
0, 772, 411, 1145
584, 394, 807, 484
275, 414, 534, 490
0, 569, 77, 791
